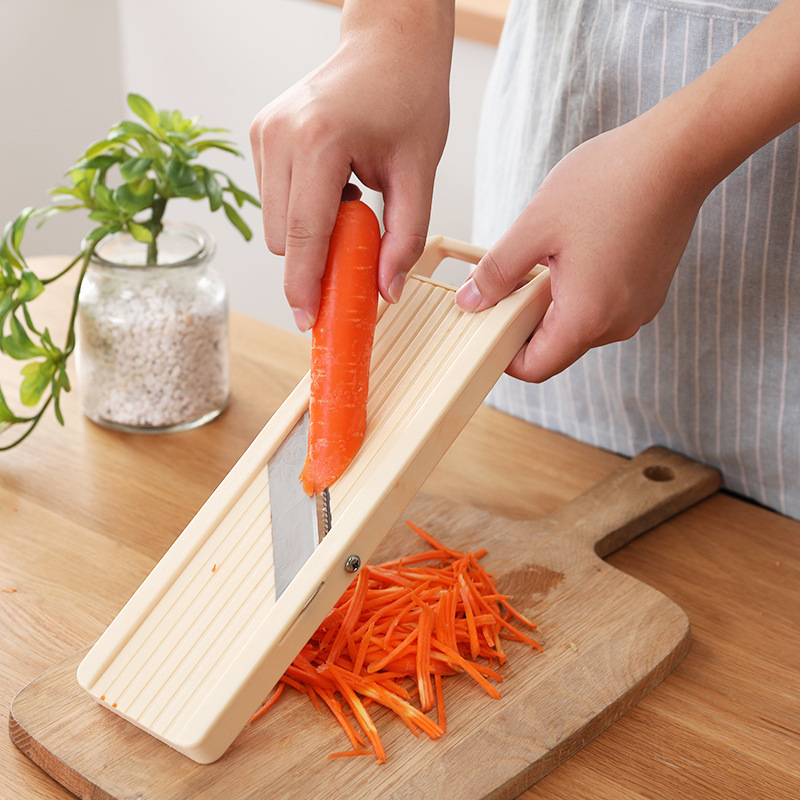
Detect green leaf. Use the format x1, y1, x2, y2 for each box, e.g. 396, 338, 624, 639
109, 120, 156, 141
85, 223, 123, 243
35, 204, 86, 224
223, 201, 253, 241
53, 392, 64, 425
186, 126, 230, 141
227, 181, 260, 208
128, 221, 154, 243
77, 154, 124, 170
119, 156, 153, 182
10, 207, 36, 255
167, 141, 199, 162
113, 179, 156, 214
1, 316, 46, 360
58, 363, 71, 394
93, 183, 116, 211
0, 286, 14, 326
0, 386, 26, 424
51, 363, 70, 425
20, 360, 55, 407
165, 129, 191, 143
88, 209, 122, 224
17, 268, 44, 304
158, 109, 176, 131
127, 93, 161, 129
203, 169, 223, 212
84, 138, 119, 158
165, 159, 203, 197
194, 139, 242, 157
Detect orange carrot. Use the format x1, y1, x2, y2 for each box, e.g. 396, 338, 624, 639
415, 602, 435, 712
300, 199, 381, 496
434, 672, 447, 732
251, 520, 542, 763
327, 749, 373, 759
249, 683, 285, 722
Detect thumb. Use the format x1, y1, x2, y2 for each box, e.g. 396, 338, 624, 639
506, 297, 590, 383
455, 218, 552, 312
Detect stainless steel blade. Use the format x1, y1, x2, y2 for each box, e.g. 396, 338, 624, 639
268, 413, 319, 598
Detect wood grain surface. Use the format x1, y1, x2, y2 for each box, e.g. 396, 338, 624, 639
2, 259, 799, 799
8, 448, 719, 799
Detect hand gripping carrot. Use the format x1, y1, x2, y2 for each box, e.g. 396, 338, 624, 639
300, 198, 381, 496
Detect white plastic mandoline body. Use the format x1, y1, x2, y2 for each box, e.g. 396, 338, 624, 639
77, 237, 552, 763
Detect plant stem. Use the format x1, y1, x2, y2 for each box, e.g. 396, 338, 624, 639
64, 242, 97, 356
146, 197, 167, 264
0, 397, 51, 451
41, 250, 85, 285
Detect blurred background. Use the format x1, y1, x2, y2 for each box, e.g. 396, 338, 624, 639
0, 0, 497, 332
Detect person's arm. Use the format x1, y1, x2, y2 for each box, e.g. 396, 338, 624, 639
250, 0, 455, 331
456, 0, 800, 382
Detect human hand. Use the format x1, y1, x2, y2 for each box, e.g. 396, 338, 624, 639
456, 115, 707, 382
250, 3, 454, 331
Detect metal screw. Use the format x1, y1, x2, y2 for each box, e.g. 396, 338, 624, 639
344, 555, 361, 573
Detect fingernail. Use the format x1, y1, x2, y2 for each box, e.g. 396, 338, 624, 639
292, 307, 313, 332
388, 272, 406, 303
455, 278, 483, 311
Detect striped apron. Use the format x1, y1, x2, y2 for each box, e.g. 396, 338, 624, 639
473, 0, 800, 519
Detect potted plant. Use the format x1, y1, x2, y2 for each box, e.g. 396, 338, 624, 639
0, 93, 259, 448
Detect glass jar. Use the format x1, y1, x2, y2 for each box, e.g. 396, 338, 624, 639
76, 223, 229, 432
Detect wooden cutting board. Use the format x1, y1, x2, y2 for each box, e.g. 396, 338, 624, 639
9, 447, 719, 800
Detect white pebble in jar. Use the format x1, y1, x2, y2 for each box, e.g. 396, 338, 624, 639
76, 224, 229, 432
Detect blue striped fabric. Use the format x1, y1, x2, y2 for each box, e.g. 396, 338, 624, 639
473, 0, 800, 518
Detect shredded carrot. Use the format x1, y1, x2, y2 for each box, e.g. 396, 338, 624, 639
434, 672, 447, 732
327, 748, 373, 759
249, 683, 285, 722
251, 521, 542, 762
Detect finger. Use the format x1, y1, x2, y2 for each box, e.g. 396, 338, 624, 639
250, 111, 293, 257
377, 171, 433, 303
284, 160, 351, 330
455, 211, 553, 312
505, 299, 590, 383
259, 160, 292, 257
248, 113, 264, 191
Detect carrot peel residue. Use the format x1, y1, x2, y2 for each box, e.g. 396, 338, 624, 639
250, 522, 542, 763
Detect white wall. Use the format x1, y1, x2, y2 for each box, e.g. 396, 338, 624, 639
1, 0, 496, 333
0, 0, 124, 255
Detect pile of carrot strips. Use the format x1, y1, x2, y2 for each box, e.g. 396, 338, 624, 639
250, 521, 543, 763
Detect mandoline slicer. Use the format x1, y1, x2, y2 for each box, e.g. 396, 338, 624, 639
76, 236, 552, 763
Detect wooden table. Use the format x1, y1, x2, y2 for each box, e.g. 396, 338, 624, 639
2, 259, 798, 799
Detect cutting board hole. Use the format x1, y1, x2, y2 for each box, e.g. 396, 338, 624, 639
643, 465, 674, 482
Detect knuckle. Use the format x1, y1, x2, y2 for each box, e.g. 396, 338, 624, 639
248, 109, 273, 147
478, 251, 510, 291
293, 106, 336, 152
404, 232, 427, 265
284, 221, 319, 249
248, 116, 262, 148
